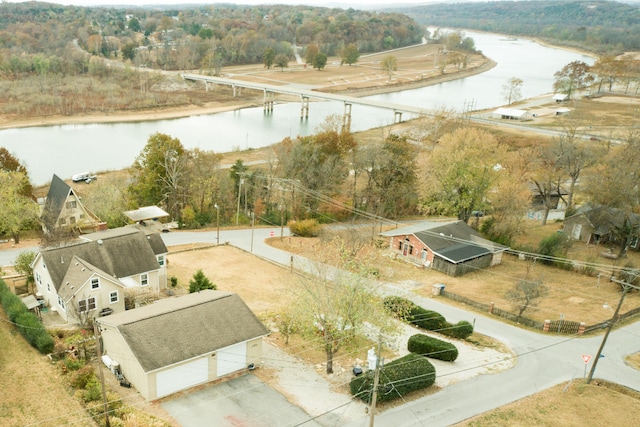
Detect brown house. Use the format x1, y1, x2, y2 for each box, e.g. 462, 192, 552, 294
39, 174, 102, 234
380, 221, 508, 277
563, 205, 640, 250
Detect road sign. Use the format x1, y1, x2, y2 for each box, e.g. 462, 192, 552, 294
582, 354, 591, 364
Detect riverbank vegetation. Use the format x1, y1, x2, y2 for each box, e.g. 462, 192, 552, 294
400, 0, 640, 55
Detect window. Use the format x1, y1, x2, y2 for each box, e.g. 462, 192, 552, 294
80, 214, 85, 219
157, 255, 165, 266
36, 272, 41, 284
631, 236, 639, 249
397, 241, 403, 250
78, 297, 96, 313
58, 218, 66, 226
110, 291, 119, 303
141, 273, 148, 286
91, 277, 100, 289
66, 201, 77, 209
47, 283, 50, 292
57, 296, 65, 310
70, 216, 76, 224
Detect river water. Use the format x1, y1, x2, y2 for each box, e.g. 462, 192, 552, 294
0, 30, 594, 186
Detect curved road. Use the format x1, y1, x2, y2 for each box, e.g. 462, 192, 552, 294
3, 228, 640, 426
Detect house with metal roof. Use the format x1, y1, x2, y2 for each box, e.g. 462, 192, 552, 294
31, 228, 168, 324
39, 174, 103, 234
96, 290, 269, 400
380, 220, 508, 276
492, 107, 532, 121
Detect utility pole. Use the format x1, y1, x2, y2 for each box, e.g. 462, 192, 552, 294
368, 338, 382, 427
93, 322, 111, 427
587, 277, 638, 383
235, 173, 243, 226
250, 212, 255, 253
214, 204, 220, 245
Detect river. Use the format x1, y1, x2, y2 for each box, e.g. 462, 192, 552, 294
0, 30, 594, 186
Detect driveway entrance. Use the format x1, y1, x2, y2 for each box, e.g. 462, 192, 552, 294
161, 373, 322, 427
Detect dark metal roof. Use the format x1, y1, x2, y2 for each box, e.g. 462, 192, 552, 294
98, 290, 269, 372
410, 221, 508, 264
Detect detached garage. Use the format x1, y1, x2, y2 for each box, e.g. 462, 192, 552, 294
96, 290, 269, 400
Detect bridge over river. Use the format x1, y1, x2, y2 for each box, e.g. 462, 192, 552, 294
181, 73, 431, 127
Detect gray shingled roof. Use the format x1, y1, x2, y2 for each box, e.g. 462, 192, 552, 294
41, 230, 162, 291
81, 227, 167, 256
42, 174, 72, 222
98, 290, 269, 372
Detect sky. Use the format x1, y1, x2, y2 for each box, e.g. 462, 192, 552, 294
6, 0, 439, 8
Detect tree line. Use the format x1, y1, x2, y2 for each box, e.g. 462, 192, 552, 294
399, 0, 640, 55
0, 2, 424, 76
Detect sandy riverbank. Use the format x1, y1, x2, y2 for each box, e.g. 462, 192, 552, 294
0, 57, 495, 131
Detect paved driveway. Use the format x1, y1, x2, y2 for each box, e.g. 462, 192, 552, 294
161, 374, 322, 427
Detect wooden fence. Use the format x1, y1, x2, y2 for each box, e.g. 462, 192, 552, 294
438, 289, 638, 335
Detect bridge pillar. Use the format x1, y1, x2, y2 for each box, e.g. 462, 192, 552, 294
300, 96, 309, 120
342, 103, 352, 132
394, 111, 403, 123
263, 90, 274, 114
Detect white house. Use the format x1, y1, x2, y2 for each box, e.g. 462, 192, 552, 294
96, 290, 269, 400
32, 228, 168, 324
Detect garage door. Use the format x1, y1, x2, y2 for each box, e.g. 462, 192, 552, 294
156, 357, 208, 398
217, 341, 247, 377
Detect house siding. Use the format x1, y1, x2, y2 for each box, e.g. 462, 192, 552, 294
388, 235, 432, 266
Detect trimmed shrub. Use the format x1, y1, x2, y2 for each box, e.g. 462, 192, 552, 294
407, 334, 459, 362
384, 296, 473, 339
443, 320, 474, 340
288, 219, 321, 237
383, 296, 446, 331
350, 353, 436, 403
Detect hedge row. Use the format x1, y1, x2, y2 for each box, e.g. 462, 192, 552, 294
349, 353, 436, 404
384, 296, 474, 339
407, 333, 459, 361
0, 279, 54, 354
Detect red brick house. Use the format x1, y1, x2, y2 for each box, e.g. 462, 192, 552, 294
380, 221, 508, 276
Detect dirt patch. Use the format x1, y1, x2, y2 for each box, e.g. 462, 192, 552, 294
167, 244, 295, 315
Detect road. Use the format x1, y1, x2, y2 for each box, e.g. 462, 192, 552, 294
165, 228, 640, 426
3, 227, 640, 426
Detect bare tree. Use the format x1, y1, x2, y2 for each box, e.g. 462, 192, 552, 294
289, 244, 389, 374
505, 278, 549, 317
502, 77, 523, 106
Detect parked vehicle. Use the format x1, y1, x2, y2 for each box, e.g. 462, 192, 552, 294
71, 172, 96, 183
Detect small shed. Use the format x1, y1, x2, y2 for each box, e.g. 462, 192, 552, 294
492, 108, 531, 121
553, 93, 569, 103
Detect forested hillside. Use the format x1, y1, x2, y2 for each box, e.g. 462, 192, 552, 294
399, 1, 640, 54
0, 1, 424, 75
